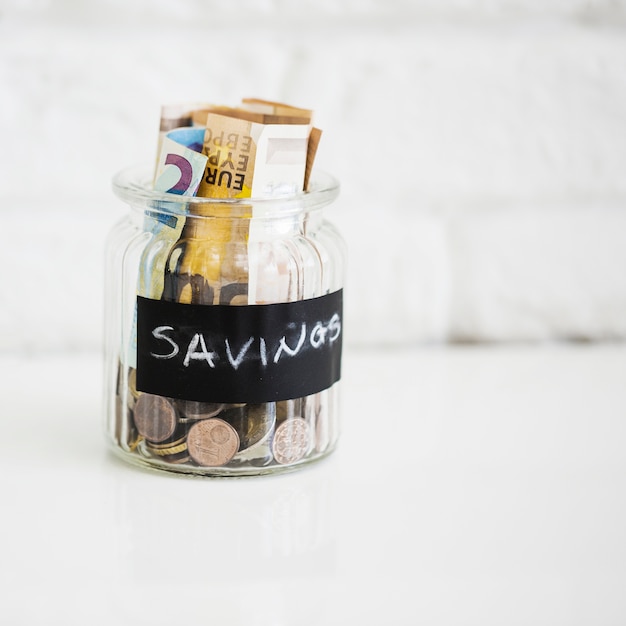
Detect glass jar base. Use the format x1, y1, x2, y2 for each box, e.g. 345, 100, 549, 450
108, 442, 338, 478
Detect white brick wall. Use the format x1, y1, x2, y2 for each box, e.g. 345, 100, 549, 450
1, 0, 626, 351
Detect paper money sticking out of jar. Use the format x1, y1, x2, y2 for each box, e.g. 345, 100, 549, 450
153, 98, 322, 199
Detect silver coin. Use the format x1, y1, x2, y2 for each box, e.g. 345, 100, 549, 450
222, 403, 275, 450
177, 400, 224, 420
276, 398, 302, 425
271, 418, 310, 465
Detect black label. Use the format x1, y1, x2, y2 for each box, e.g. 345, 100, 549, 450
136, 290, 343, 403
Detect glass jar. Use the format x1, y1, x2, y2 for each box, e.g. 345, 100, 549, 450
104, 164, 346, 477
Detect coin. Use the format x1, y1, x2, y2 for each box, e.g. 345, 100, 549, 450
126, 368, 140, 412
115, 394, 139, 448
276, 398, 303, 425
244, 404, 276, 449
133, 393, 178, 443
271, 418, 310, 465
128, 368, 141, 400
146, 435, 188, 456
187, 418, 240, 467
222, 403, 275, 450
177, 400, 224, 420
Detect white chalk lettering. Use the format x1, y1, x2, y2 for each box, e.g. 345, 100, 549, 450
147, 311, 341, 370
150, 326, 180, 359
183, 333, 218, 368
328, 313, 341, 342
310, 322, 328, 348
225, 336, 254, 370
273, 323, 307, 363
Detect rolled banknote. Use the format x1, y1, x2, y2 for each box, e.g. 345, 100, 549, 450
239, 98, 319, 191
127, 127, 210, 367
197, 109, 311, 199
141, 125, 209, 300
155, 103, 212, 166
240, 97, 313, 122
153, 128, 208, 196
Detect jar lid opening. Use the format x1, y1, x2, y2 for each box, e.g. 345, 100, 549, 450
112, 164, 340, 218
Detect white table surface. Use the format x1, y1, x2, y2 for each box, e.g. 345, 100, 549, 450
1, 344, 625, 625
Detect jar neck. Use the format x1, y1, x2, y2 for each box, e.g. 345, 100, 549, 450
129, 204, 325, 239
180, 213, 251, 243
115, 166, 339, 238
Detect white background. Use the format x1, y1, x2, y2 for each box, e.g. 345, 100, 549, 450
1, 3, 626, 625
1, 0, 626, 351
2, 346, 626, 625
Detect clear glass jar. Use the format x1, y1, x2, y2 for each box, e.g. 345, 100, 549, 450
104, 164, 346, 477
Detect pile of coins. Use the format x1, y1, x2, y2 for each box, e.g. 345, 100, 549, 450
117, 366, 318, 471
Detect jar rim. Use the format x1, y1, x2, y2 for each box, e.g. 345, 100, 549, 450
112, 163, 340, 217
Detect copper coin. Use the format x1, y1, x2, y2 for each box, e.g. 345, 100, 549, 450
271, 418, 310, 465
187, 418, 240, 467
177, 400, 224, 420
133, 393, 178, 443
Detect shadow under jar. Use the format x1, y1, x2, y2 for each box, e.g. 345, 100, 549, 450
104, 165, 346, 477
